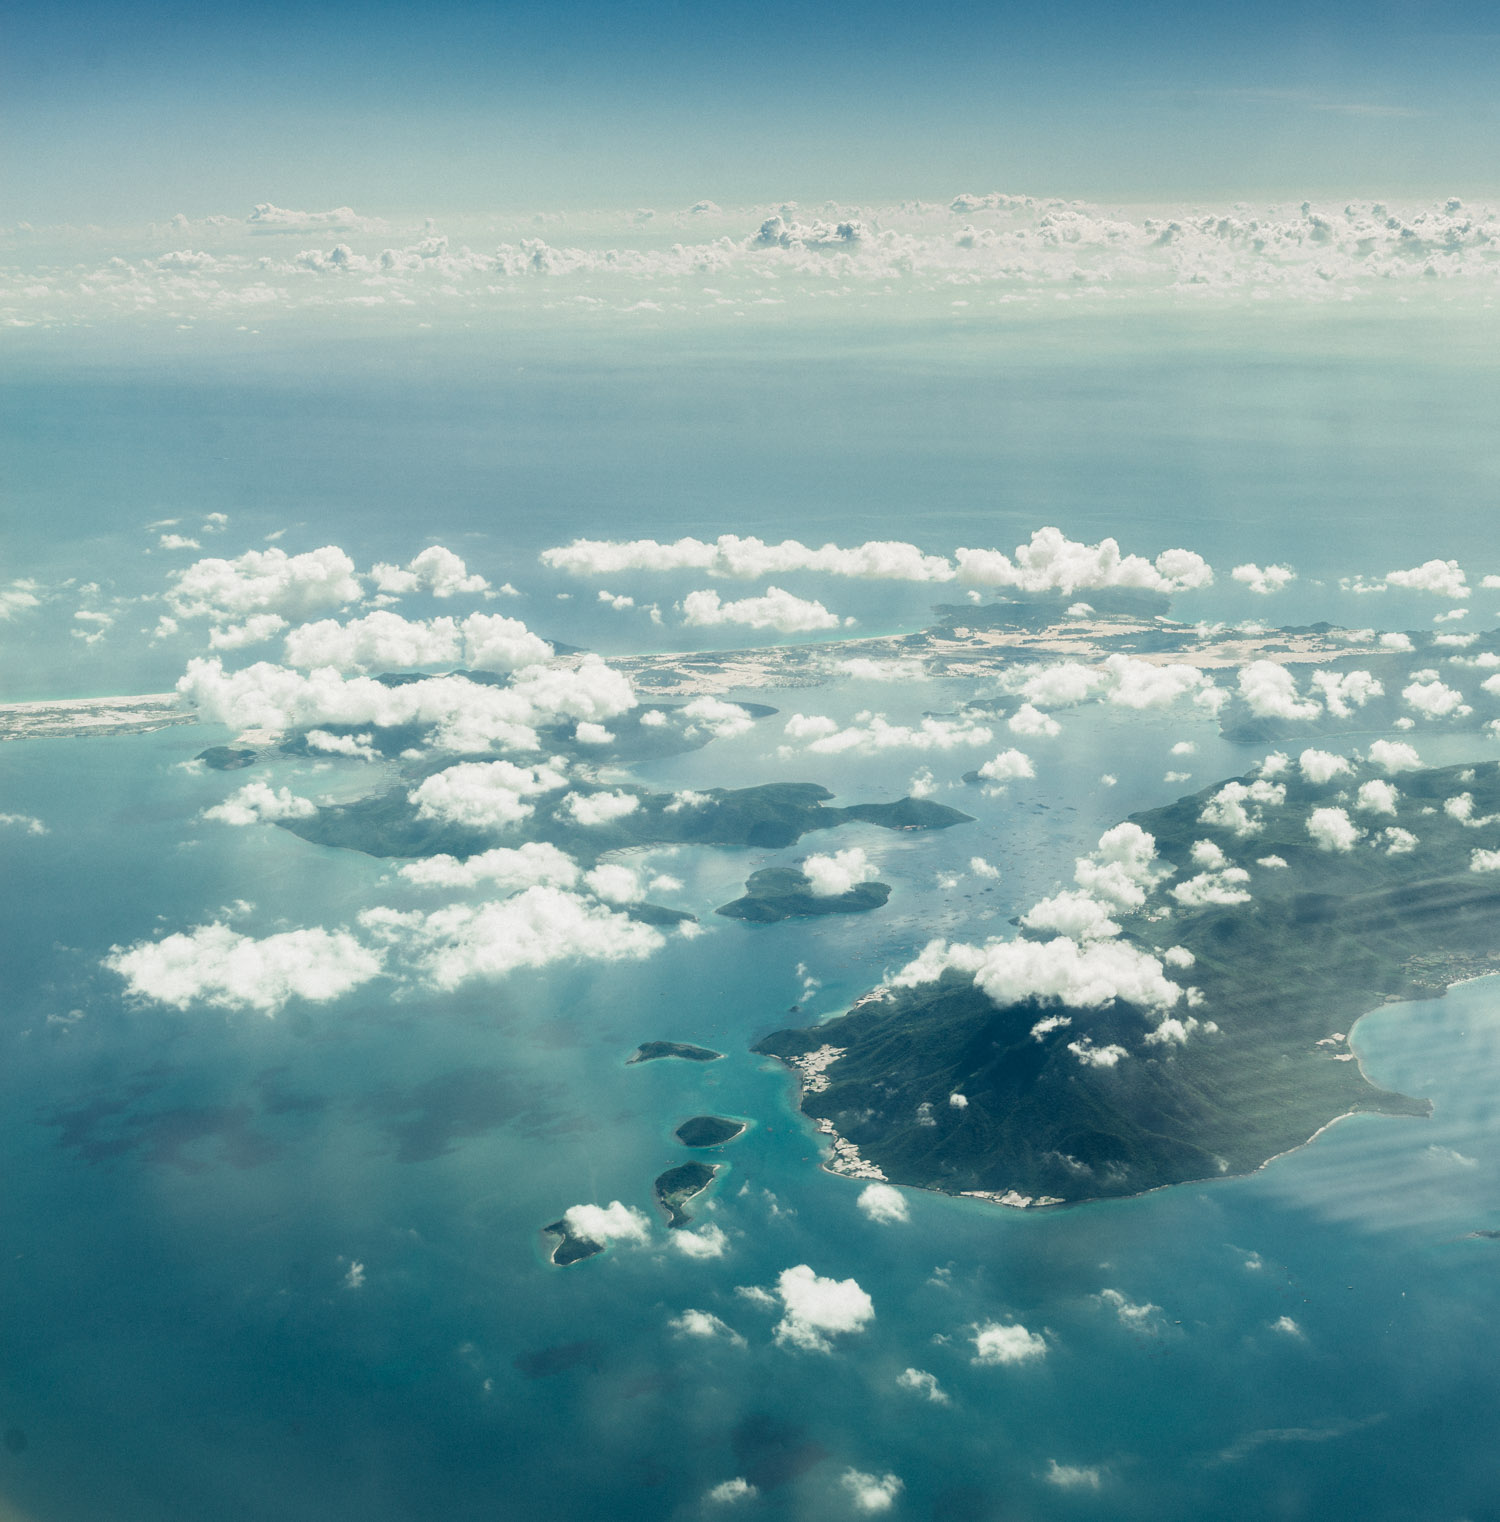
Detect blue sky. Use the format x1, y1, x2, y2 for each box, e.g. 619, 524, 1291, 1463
5, 0, 1499, 220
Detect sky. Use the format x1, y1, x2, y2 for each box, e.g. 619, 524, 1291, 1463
5, 0, 1500, 222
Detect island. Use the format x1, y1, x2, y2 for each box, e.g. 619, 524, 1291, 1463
716, 866, 891, 922
627, 1041, 723, 1065
196, 745, 259, 770
280, 780, 972, 864
756, 758, 1500, 1206
653, 1162, 720, 1226
674, 1115, 746, 1147
542, 1218, 607, 1267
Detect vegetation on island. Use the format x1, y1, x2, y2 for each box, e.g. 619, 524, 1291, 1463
758, 759, 1500, 1205
542, 1219, 606, 1267
716, 866, 891, 922
674, 1116, 746, 1147
281, 780, 971, 864
626, 1041, 723, 1065
653, 1162, 720, 1226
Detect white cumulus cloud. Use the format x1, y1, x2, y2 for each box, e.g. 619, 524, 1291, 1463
680, 586, 845, 634
803, 848, 879, 897
1307, 806, 1362, 852
855, 1183, 910, 1224
971, 1321, 1047, 1365
106, 922, 381, 1014
358, 886, 662, 989
771, 1264, 875, 1353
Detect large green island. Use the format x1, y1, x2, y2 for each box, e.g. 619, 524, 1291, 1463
756, 758, 1500, 1206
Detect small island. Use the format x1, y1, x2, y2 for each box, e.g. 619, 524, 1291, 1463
716, 866, 891, 922
627, 1041, 723, 1065
653, 1162, 720, 1226
624, 904, 698, 928
674, 1115, 746, 1147
196, 745, 259, 770
542, 1218, 607, 1267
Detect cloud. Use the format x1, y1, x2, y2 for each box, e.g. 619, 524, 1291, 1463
1073, 822, 1166, 909
540, 527, 1212, 597
1298, 748, 1352, 784
803, 848, 879, 898
167, 545, 364, 623
283, 610, 550, 674
771, 1264, 875, 1352
834, 656, 928, 681
179, 653, 632, 753
680, 585, 845, 634
0, 812, 47, 835
1307, 806, 1362, 852
1355, 779, 1400, 815
1199, 779, 1287, 837
841, 1470, 904, 1513
1172, 866, 1252, 906
1384, 559, 1470, 598
560, 789, 640, 826
158, 533, 201, 551
1232, 562, 1296, 595
895, 1367, 949, 1404
1022, 890, 1120, 940
671, 1224, 731, 1259
1096, 1287, 1163, 1329
1469, 848, 1500, 873
542, 533, 953, 582
369, 545, 489, 599
105, 922, 381, 1014
855, 1183, 909, 1224
954, 527, 1212, 595
558, 1200, 651, 1250
208, 613, 290, 650
1067, 1037, 1129, 1067
0, 580, 41, 621
680, 695, 758, 741
1310, 670, 1383, 717
704, 1478, 757, 1505
971, 1321, 1047, 1365
977, 747, 1034, 782
1367, 739, 1422, 773
1238, 661, 1321, 720
782, 711, 993, 755
398, 841, 580, 891
1044, 1461, 1103, 1490
1008, 703, 1060, 738
202, 780, 317, 826
409, 758, 569, 830
245, 202, 377, 234
669, 1309, 745, 1344
1403, 678, 1471, 718
358, 886, 663, 989
893, 932, 1182, 1014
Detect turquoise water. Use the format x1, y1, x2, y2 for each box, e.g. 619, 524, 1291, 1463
2, 702, 1500, 1521
5, 317, 1500, 1520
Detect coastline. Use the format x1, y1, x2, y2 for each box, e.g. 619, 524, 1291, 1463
758, 972, 1500, 1213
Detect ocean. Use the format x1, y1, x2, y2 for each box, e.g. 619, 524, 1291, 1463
3, 304, 1500, 1520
